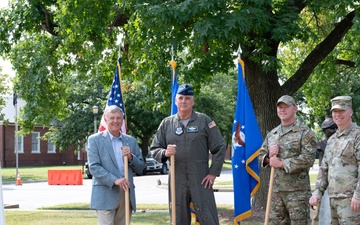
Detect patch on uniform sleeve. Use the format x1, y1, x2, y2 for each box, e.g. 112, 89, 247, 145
208, 121, 216, 129
304, 132, 314, 143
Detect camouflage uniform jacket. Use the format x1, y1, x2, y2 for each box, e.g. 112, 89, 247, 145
313, 123, 360, 199
259, 120, 317, 192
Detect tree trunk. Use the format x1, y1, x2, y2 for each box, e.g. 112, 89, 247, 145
244, 58, 285, 210
253, 167, 271, 210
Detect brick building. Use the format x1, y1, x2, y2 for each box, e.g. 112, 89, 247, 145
0, 95, 86, 167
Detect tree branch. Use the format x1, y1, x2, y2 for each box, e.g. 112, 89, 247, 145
107, 12, 128, 33
335, 59, 356, 68
36, 4, 58, 36
112, 13, 129, 27
293, 0, 306, 13
282, 8, 358, 94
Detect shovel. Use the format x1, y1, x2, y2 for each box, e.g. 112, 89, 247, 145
310, 201, 321, 225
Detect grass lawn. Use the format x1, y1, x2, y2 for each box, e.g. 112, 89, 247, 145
2, 160, 316, 224
1, 162, 245, 224
5, 205, 261, 225
2, 161, 233, 183
1, 165, 84, 183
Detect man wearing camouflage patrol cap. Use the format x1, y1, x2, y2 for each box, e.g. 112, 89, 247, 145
150, 84, 226, 225
310, 96, 360, 224
259, 94, 317, 224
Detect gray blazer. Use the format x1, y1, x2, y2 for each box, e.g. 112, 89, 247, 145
87, 130, 145, 211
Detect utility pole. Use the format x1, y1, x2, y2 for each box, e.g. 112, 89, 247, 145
13, 92, 18, 179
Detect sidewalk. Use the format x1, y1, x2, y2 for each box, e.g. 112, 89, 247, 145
310, 163, 320, 174
2, 167, 319, 211
2, 170, 235, 210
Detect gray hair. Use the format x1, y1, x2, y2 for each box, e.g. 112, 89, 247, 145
104, 105, 123, 119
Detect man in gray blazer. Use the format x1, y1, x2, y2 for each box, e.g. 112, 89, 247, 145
87, 105, 145, 225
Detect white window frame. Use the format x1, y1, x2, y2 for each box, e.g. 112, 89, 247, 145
47, 139, 56, 153
14, 135, 24, 153
31, 132, 40, 153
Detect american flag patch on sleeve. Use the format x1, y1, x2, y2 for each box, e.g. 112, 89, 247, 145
208, 121, 216, 128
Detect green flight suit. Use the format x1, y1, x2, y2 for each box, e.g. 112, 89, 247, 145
150, 110, 226, 225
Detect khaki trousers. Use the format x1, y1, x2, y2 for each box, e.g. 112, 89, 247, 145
96, 190, 132, 225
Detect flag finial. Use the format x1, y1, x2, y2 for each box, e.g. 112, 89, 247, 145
237, 44, 242, 58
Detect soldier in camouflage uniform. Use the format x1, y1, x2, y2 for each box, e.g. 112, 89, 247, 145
310, 96, 360, 224
259, 95, 317, 225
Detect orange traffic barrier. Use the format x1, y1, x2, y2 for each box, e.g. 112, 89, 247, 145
48, 169, 83, 185
16, 173, 22, 186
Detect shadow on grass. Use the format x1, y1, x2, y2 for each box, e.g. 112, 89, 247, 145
5, 210, 262, 225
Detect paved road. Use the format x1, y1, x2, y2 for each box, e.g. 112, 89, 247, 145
2, 170, 234, 210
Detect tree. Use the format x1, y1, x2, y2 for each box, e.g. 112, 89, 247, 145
123, 80, 168, 157
44, 71, 108, 153
0, 66, 10, 121
278, 7, 360, 126
1, 0, 359, 209
196, 71, 237, 145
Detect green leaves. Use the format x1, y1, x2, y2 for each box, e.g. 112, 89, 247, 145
0, 0, 359, 155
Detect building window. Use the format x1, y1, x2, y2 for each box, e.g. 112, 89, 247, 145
48, 139, 56, 153
14, 136, 24, 153
31, 132, 40, 153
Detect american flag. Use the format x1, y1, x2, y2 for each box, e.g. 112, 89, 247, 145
98, 57, 127, 134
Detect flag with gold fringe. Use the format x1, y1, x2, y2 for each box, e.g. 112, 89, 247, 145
170, 59, 179, 115
232, 58, 262, 224
98, 57, 127, 134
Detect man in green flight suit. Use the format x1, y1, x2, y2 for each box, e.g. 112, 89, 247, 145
150, 84, 227, 225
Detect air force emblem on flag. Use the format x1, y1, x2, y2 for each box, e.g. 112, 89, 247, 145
233, 122, 245, 147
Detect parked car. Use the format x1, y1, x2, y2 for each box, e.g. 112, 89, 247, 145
136, 154, 169, 176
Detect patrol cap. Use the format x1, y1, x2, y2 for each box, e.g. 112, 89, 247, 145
330, 96, 352, 111
277, 95, 296, 106
321, 118, 335, 129
177, 84, 194, 96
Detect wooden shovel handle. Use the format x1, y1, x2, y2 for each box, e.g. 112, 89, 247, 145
124, 155, 130, 225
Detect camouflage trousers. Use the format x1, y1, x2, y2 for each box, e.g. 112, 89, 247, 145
330, 197, 360, 225
269, 190, 311, 225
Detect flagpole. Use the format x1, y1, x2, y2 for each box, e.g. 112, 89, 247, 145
124, 155, 130, 225
119, 42, 121, 58
170, 46, 177, 224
